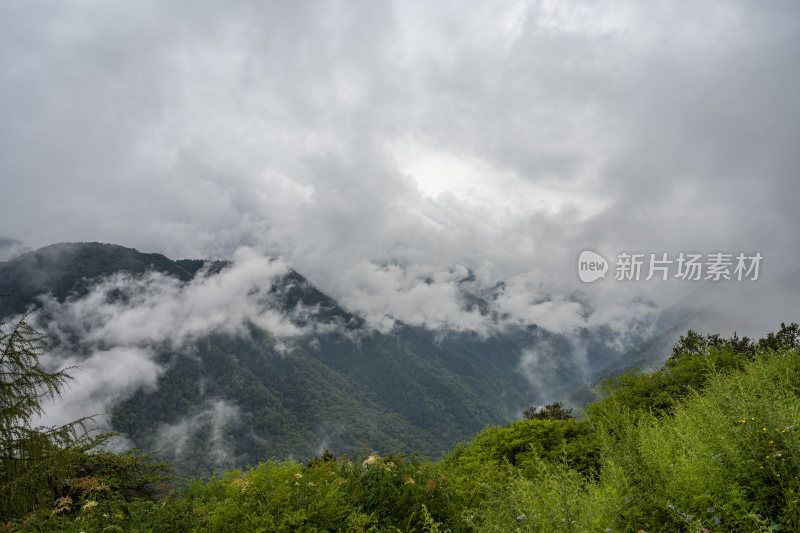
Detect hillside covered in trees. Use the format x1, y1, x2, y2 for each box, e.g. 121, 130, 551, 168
3, 313, 800, 532
0, 243, 626, 476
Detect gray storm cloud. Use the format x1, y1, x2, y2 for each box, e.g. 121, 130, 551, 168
1, 0, 799, 392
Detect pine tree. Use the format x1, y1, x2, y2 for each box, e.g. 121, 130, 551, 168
0, 311, 97, 519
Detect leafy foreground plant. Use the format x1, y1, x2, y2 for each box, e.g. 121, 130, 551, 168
575, 348, 798, 532
1, 313, 174, 530
183, 450, 464, 532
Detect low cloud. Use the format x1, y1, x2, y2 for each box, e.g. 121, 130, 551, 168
31, 248, 310, 432
155, 399, 240, 467
35, 346, 162, 431
337, 261, 490, 334
0, 237, 28, 261
335, 259, 660, 355
38, 247, 298, 350
518, 337, 589, 403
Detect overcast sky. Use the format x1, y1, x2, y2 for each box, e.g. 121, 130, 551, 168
2, 1, 799, 336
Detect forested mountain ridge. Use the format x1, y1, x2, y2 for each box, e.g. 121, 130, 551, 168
0, 242, 551, 476
0, 243, 195, 317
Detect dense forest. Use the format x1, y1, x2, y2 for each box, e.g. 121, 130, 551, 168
3, 312, 799, 532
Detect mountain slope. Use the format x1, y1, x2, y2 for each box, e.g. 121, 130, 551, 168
0, 242, 194, 317
1, 242, 543, 475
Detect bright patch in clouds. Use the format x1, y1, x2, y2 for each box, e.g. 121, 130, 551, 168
392, 138, 608, 222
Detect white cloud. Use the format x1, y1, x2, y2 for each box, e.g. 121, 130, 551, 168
35, 346, 162, 431
336, 261, 489, 334
155, 399, 240, 466
517, 337, 589, 402
31, 247, 305, 430
39, 248, 297, 350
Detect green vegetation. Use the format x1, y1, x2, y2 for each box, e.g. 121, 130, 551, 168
4, 317, 800, 531
1, 313, 172, 526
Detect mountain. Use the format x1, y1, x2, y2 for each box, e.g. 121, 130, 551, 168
2, 242, 586, 476
568, 266, 800, 407
0, 243, 195, 317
